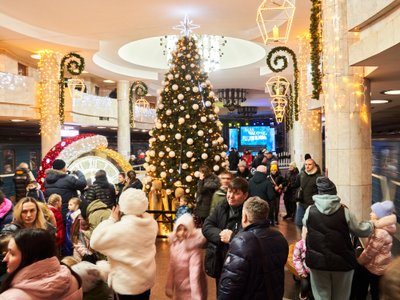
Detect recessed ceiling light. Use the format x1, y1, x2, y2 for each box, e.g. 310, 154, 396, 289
97, 126, 106, 129
11, 119, 26, 122
371, 99, 391, 104
30, 54, 41, 60
382, 90, 400, 95
111, 127, 118, 130
103, 79, 115, 83
82, 70, 89, 74
141, 129, 148, 132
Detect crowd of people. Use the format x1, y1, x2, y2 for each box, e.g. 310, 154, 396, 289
0, 150, 397, 300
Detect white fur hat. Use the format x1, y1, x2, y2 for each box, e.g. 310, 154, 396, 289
119, 188, 148, 215
71, 261, 101, 292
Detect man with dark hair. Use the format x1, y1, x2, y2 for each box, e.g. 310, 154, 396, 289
44, 159, 87, 218
218, 197, 288, 300
228, 148, 240, 171
202, 177, 248, 290
13, 162, 35, 202
85, 169, 116, 208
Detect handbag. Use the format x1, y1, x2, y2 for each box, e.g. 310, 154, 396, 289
295, 187, 303, 202
204, 242, 222, 278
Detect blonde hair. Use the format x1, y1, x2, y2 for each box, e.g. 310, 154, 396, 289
68, 197, 81, 206
13, 197, 47, 229
48, 194, 62, 206
380, 257, 400, 300
37, 202, 54, 224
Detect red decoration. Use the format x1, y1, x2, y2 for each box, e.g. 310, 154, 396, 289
37, 134, 96, 191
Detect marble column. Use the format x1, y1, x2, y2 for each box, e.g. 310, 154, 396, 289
117, 80, 131, 160
322, 0, 372, 220
289, 36, 323, 169
38, 50, 61, 158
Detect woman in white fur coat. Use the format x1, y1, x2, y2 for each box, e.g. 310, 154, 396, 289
165, 213, 207, 300
90, 188, 158, 300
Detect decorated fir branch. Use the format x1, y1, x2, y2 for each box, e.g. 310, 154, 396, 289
310, 0, 322, 100
266, 46, 299, 128
58, 52, 85, 124
129, 81, 148, 127
143, 35, 228, 205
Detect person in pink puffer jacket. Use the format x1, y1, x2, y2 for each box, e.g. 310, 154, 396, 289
165, 213, 207, 300
293, 229, 311, 300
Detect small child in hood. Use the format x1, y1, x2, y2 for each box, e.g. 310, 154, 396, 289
175, 196, 192, 222
356, 200, 397, 299
64, 197, 81, 257
293, 229, 311, 300
166, 213, 207, 300
26, 180, 45, 203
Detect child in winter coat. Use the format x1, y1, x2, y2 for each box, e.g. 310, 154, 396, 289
175, 196, 192, 222
356, 200, 397, 299
26, 180, 45, 202
293, 229, 311, 300
64, 197, 81, 256
47, 194, 65, 255
166, 213, 207, 300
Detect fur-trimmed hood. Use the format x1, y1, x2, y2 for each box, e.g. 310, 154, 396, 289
169, 213, 206, 250
45, 169, 67, 184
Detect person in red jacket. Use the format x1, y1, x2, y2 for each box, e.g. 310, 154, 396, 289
47, 193, 65, 256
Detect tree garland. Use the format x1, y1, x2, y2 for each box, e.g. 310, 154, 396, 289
59, 53, 85, 124
129, 81, 148, 127
266, 46, 299, 128
310, 0, 322, 100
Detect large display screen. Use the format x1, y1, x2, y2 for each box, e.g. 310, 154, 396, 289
229, 128, 239, 150
240, 126, 275, 150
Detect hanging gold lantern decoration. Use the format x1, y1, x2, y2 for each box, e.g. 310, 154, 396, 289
256, 0, 296, 44
67, 78, 85, 101
265, 76, 290, 97
134, 97, 150, 123
271, 96, 288, 123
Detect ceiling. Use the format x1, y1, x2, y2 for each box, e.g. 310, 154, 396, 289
0, 0, 398, 135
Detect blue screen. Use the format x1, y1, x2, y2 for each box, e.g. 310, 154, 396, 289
229, 128, 239, 150
240, 126, 275, 150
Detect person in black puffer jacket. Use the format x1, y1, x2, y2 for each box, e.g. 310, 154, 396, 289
123, 170, 143, 191
85, 170, 116, 208
218, 197, 288, 300
44, 159, 87, 219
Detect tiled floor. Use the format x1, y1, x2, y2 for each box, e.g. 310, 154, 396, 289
150, 216, 301, 300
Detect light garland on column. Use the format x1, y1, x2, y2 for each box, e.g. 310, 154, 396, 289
38, 50, 61, 139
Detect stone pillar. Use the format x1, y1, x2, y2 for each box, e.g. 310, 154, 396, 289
289, 36, 322, 169
322, 0, 372, 220
38, 50, 61, 157
117, 80, 131, 160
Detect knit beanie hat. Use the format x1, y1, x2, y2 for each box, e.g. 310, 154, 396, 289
316, 176, 337, 195
238, 160, 247, 168
304, 153, 312, 160
289, 161, 297, 168
270, 164, 278, 172
371, 200, 394, 219
52, 159, 66, 170
119, 188, 148, 215
256, 165, 267, 173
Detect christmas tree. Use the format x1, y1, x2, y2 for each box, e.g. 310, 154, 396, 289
144, 35, 228, 206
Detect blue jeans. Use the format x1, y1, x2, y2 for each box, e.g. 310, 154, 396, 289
295, 203, 306, 229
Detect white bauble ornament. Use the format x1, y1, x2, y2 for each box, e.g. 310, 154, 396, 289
218, 137, 224, 144
156, 123, 162, 129
186, 87, 190, 91
209, 114, 215, 120
209, 91, 215, 97
161, 162, 166, 166
145, 157, 150, 162
195, 54, 199, 59
150, 165, 156, 172
186, 151, 193, 158
175, 74, 179, 78
186, 54, 191, 58
158, 151, 165, 158
212, 140, 218, 146
160, 172, 167, 178
186, 175, 193, 182
205, 143, 209, 147
178, 117, 185, 125
180, 106, 185, 111
197, 130, 204, 136
190, 63, 195, 68
166, 147, 171, 152
221, 152, 227, 158
201, 82, 206, 88
172, 84, 178, 91
181, 65, 186, 69
213, 165, 220, 172
173, 99, 177, 104
185, 114, 190, 119
200, 116, 207, 123
209, 129, 213, 133
201, 153, 208, 160
169, 169, 173, 173
214, 107, 220, 114
191, 158, 196, 162
194, 171, 201, 178
185, 74, 191, 80
149, 150, 155, 157
175, 133, 182, 140
166, 189, 172, 195
214, 155, 221, 161
164, 87, 169, 92
182, 163, 189, 169
221, 162, 227, 167
205, 101, 211, 107
192, 104, 199, 110
187, 138, 194, 145
162, 124, 167, 128
178, 94, 184, 100
166, 109, 172, 116
169, 124, 174, 129
159, 135, 166, 141
175, 181, 182, 186
177, 53, 182, 57
167, 74, 173, 80
189, 42, 193, 46
193, 86, 199, 93
192, 124, 197, 129
169, 151, 175, 158
182, 47, 186, 50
